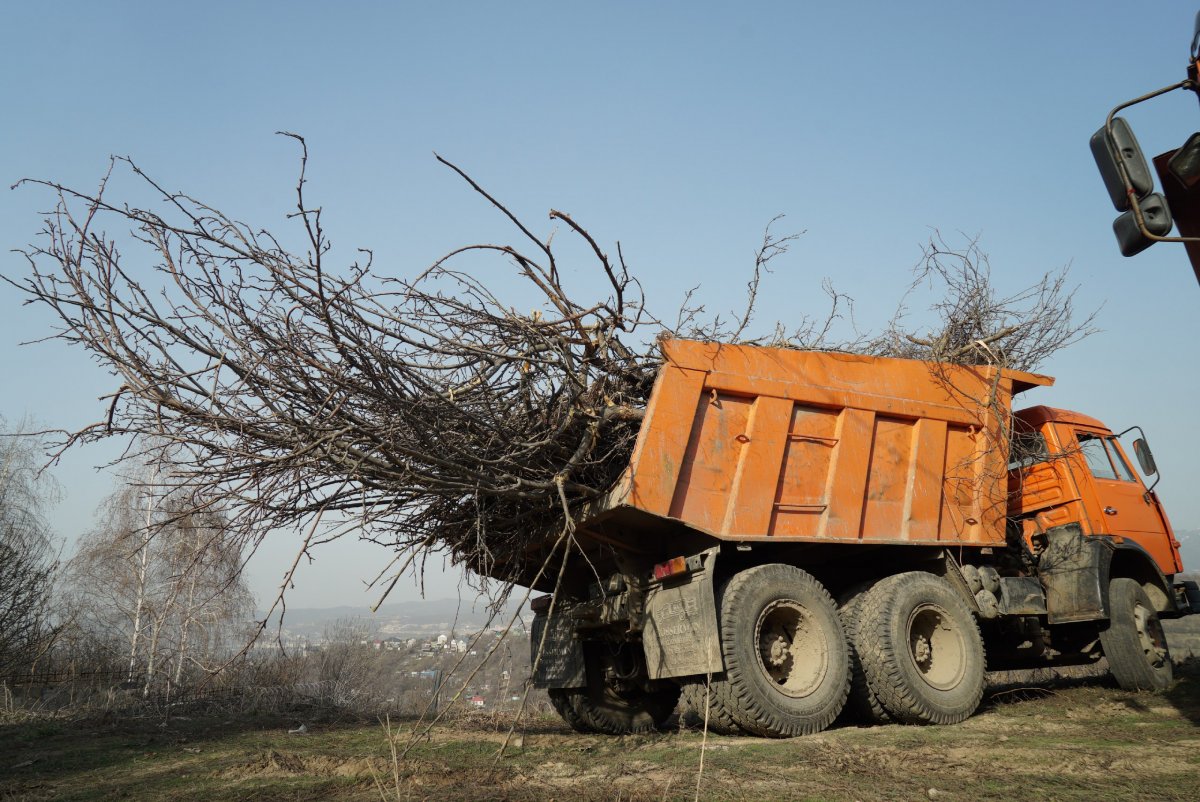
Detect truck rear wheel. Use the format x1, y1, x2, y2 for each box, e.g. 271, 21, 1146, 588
1099, 578, 1174, 691
566, 644, 680, 735
713, 564, 851, 738
569, 683, 680, 735
679, 681, 747, 735
837, 583, 892, 724
855, 572, 985, 725
547, 688, 596, 733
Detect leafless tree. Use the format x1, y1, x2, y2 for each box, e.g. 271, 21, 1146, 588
11, 137, 657, 604
62, 451, 253, 694
0, 419, 60, 678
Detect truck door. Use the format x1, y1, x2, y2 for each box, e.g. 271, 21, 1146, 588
1073, 430, 1181, 574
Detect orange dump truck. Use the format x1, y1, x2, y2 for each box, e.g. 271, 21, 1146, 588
529, 339, 1196, 737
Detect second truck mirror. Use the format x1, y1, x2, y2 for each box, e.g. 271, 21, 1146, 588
1091, 117, 1155, 210
1132, 438, 1158, 476
1113, 193, 1173, 256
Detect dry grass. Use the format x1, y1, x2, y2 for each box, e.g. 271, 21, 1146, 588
2, 653, 1199, 802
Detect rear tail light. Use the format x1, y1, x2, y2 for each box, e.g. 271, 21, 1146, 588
652, 556, 689, 581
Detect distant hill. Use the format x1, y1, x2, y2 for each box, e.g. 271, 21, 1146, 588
257, 596, 529, 642
1177, 528, 1200, 573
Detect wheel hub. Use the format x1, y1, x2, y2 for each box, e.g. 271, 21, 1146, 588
1132, 602, 1168, 668
764, 634, 791, 667
913, 634, 932, 665
907, 603, 967, 691
754, 600, 828, 699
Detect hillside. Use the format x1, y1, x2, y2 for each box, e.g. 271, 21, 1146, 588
3, 657, 1198, 801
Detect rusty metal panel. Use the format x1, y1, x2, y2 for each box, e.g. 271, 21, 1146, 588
939, 424, 997, 543
861, 416, 916, 540
770, 404, 841, 537
904, 418, 947, 541
822, 408, 875, 539
667, 391, 754, 532
702, 369, 982, 426
624, 364, 706, 516
723, 396, 793, 536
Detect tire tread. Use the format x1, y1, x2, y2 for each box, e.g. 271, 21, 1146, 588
1099, 577, 1174, 691
856, 572, 985, 726
717, 564, 850, 737
838, 583, 893, 724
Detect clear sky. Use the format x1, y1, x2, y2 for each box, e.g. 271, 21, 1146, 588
2, 2, 1198, 608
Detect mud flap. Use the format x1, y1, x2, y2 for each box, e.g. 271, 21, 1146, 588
1038, 524, 1111, 624
530, 612, 586, 689
642, 548, 723, 680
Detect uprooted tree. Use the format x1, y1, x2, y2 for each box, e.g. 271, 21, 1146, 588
7, 135, 1096, 614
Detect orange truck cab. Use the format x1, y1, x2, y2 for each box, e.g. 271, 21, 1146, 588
525, 340, 1197, 739
1010, 405, 1183, 579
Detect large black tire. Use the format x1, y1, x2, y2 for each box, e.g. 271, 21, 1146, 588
710, 564, 851, 738
1099, 578, 1174, 691
856, 572, 985, 725
837, 582, 892, 725
570, 683, 681, 735
565, 645, 680, 735
548, 688, 595, 733
679, 681, 746, 735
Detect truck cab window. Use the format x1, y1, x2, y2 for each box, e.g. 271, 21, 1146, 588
1106, 440, 1138, 483
1077, 433, 1118, 481
1080, 432, 1123, 482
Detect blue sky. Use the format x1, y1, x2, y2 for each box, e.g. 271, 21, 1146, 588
2, 2, 1198, 608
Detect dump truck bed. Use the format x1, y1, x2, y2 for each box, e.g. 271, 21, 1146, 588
590, 340, 1053, 548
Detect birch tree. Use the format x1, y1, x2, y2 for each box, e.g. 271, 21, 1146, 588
63, 452, 252, 693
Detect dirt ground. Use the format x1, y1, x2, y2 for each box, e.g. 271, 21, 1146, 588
4, 653, 1199, 801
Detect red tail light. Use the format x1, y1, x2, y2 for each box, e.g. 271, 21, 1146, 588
652, 556, 688, 581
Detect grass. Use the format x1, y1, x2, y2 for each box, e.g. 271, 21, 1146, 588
3, 659, 1199, 801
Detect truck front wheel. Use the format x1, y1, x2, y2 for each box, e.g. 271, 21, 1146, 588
1099, 577, 1174, 691
712, 564, 851, 737
855, 572, 985, 725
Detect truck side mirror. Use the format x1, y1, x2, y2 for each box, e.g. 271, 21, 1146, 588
1091, 117, 1174, 256
1132, 438, 1158, 476
1113, 193, 1174, 256
1091, 117, 1155, 210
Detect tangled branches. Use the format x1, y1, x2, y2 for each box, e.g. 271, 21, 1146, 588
11, 136, 656, 593
869, 234, 1098, 370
